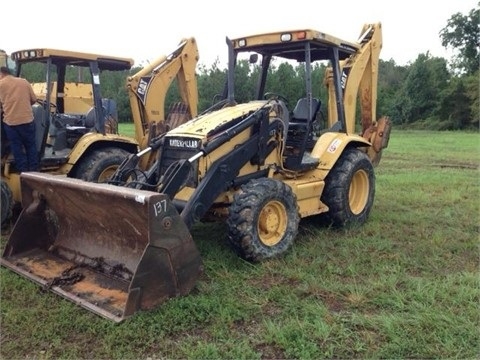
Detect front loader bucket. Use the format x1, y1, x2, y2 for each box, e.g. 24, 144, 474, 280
0, 172, 203, 322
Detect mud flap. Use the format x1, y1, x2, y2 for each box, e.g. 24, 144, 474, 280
0, 172, 203, 322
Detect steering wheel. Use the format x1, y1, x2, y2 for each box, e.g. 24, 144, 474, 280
264, 92, 288, 105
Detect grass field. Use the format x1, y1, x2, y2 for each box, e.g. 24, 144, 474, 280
118, 122, 136, 138
1, 129, 479, 359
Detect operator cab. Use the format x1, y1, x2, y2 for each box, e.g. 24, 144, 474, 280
220, 29, 360, 172
10, 48, 133, 167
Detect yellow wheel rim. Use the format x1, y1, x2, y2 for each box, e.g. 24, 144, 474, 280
97, 165, 118, 182
349, 169, 369, 215
257, 200, 288, 246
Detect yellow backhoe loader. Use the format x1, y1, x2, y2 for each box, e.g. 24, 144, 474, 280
0, 38, 199, 226
1, 24, 391, 322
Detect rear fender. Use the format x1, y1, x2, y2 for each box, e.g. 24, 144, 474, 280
311, 132, 371, 170
66, 133, 139, 167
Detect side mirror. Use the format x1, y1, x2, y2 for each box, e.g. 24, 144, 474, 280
249, 54, 258, 64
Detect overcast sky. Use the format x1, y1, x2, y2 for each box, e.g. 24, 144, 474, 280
2, 0, 477, 68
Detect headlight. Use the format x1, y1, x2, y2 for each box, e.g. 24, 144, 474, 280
280, 33, 292, 42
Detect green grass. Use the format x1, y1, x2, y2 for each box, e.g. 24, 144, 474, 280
1, 130, 479, 359
118, 122, 136, 138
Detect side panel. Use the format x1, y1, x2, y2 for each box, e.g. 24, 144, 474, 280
281, 133, 371, 218
284, 178, 328, 218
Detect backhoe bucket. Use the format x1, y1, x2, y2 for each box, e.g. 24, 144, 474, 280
1, 172, 203, 322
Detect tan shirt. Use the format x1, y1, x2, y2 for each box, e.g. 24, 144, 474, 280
0, 75, 37, 126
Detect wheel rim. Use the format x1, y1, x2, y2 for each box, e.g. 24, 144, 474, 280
97, 165, 119, 182
257, 200, 288, 246
349, 169, 369, 215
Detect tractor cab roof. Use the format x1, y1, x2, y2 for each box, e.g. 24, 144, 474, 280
230, 29, 361, 62
10, 48, 134, 71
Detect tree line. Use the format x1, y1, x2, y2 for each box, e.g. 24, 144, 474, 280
20, 5, 480, 131
101, 5, 477, 131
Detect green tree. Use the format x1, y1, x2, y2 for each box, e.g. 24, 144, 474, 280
99, 69, 130, 122
439, 3, 480, 75
393, 54, 433, 124
197, 60, 227, 112
437, 78, 472, 129
311, 63, 328, 101
232, 59, 258, 103
19, 62, 49, 82
265, 61, 302, 106
377, 59, 408, 120
463, 70, 480, 128
389, 54, 450, 125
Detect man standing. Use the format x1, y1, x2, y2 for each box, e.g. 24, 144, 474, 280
0, 66, 39, 171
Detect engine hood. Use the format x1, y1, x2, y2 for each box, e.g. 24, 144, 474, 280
166, 101, 268, 140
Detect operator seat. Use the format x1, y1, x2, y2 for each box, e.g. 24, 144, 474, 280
32, 103, 49, 156
85, 99, 119, 134
292, 97, 320, 122
283, 97, 321, 171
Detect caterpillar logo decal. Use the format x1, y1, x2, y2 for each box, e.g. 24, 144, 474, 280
169, 139, 199, 149
136, 76, 152, 104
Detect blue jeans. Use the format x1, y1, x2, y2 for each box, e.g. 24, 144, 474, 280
3, 122, 39, 172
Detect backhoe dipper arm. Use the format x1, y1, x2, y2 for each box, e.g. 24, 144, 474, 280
325, 23, 382, 134
126, 38, 200, 151
342, 23, 382, 134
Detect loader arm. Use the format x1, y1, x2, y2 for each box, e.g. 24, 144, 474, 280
126, 38, 199, 168
146, 107, 280, 229
179, 108, 280, 229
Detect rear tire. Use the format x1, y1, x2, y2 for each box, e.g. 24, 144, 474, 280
70, 147, 130, 182
1, 180, 13, 226
227, 178, 300, 262
320, 147, 375, 227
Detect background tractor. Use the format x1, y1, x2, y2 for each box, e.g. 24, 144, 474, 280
1, 38, 199, 226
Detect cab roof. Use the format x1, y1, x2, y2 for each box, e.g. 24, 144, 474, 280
10, 48, 134, 71
230, 29, 361, 62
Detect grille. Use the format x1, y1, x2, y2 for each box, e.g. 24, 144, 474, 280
160, 137, 201, 187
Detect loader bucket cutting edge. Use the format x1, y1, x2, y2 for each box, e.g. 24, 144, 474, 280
0, 172, 203, 322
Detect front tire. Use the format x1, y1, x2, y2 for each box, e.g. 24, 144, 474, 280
227, 178, 300, 262
320, 147, 375, 227
70, 147, 130, 182
1, 180, 13, 226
